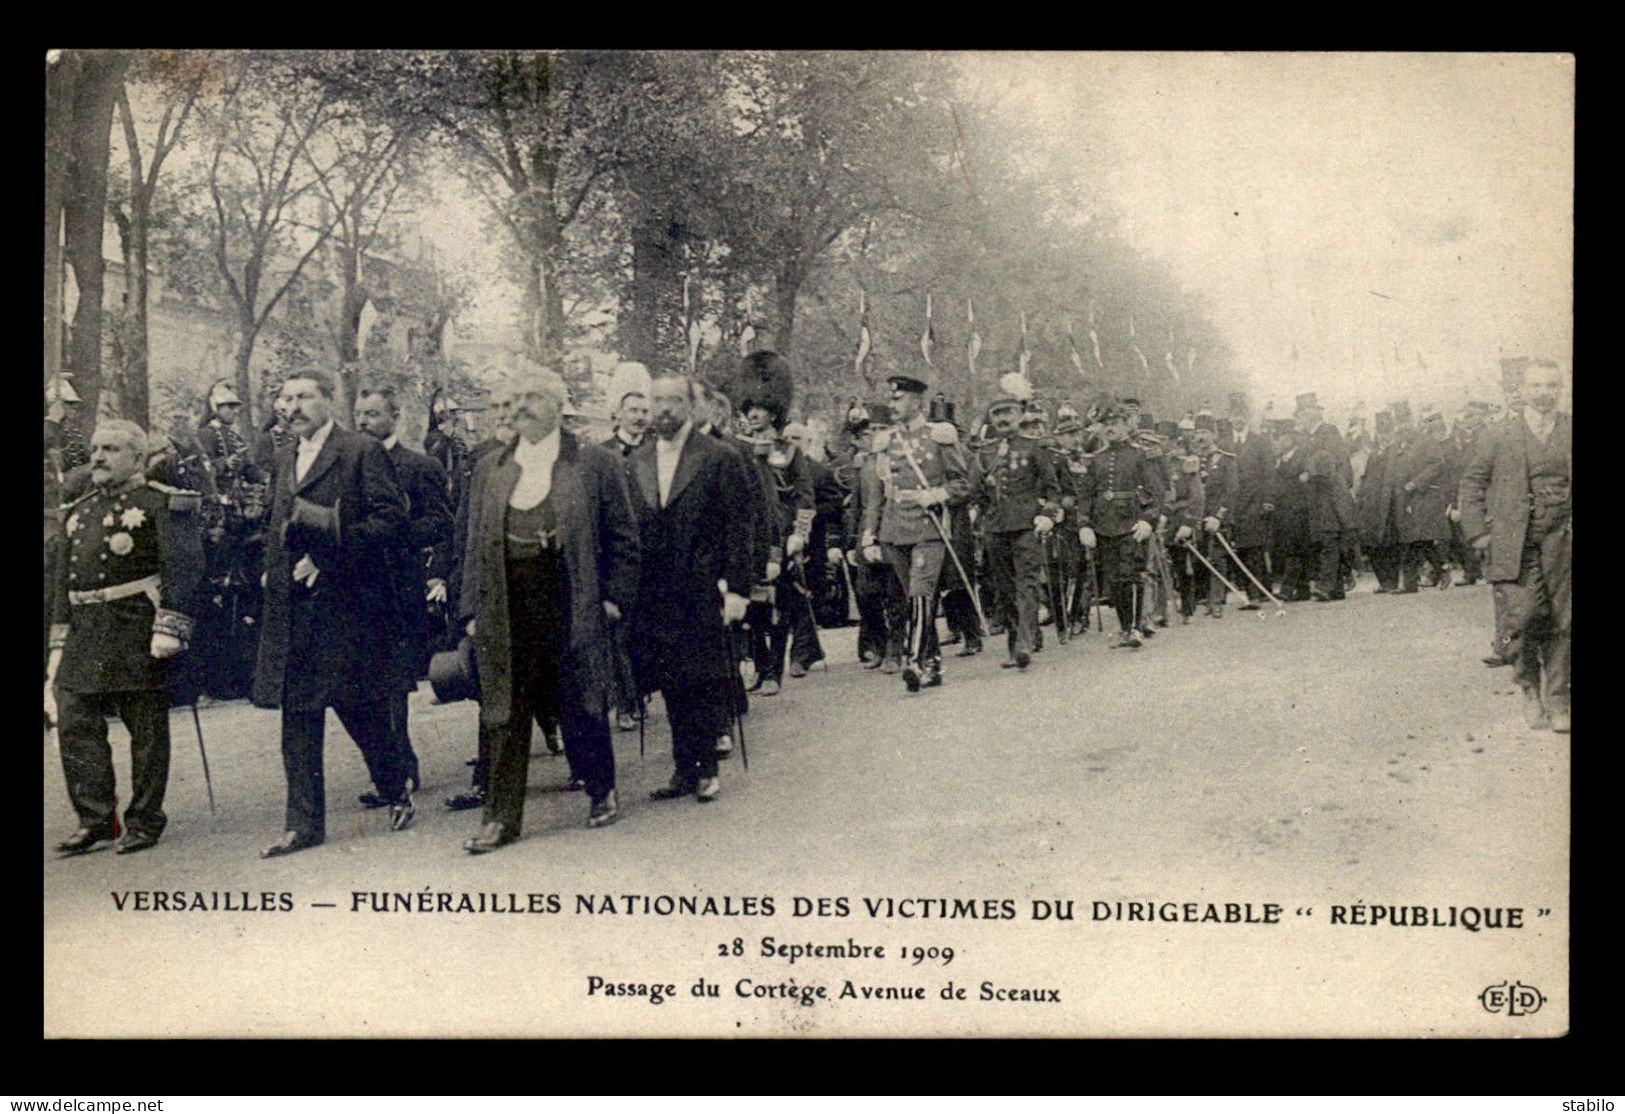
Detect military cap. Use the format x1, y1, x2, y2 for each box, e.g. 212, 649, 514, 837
1096, 403, 1129, 424
1193, 413, 1216, 433
987, 396, 1024, 417
928, 394, 957, 423
844, 401, 873, 434
887, 372, 931, 394
1177, 417, 1196, 432
1227, 391, 1248, 413
1054, 417, 1084, 435
1120, 396, 1143, 409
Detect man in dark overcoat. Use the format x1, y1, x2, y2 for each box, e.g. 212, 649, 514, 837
253, 369, 414, 857
354, 386, 454, 804
458, 367, 640, 851
1225, 414, 1275, 609
1395, 409, 1456, 591
629, 374, 755, 802
1295, 393, 1357, 601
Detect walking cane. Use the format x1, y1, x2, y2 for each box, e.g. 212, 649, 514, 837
1180, 539, 1245, 599
1214, 531, 1288, 616
189, 703, 217, 814
1086, 547, 1104, 631
788, 555, 832, 671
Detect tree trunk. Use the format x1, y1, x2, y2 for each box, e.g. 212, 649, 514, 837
45, 52, 80, 397
625, 214, 679, 366
767, 259, 802, 354
233, 329, 257, 429
61, 51, 129, 429
123, 194, 151, 427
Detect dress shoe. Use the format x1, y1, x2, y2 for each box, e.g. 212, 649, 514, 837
1436, 577, 1452, 590
1373, 586, 1390, 595
357, 791, 389, 809
759, 678, 781, 696
745, 676, 765, 693
1482, 654, 1510, 668
566, 777, 586, 792
880, 657, 900, 675
1139, 626, 1156, 639
587, 790, 620, 828
789, 662, 808, 678
261, 831, 321, 858
1239, 601, 1261, 611
956, 638, 983, 657
544, 729, 564, 755
1521, 686, 1549, 730
1001, 656, 1019, 669
649, 778, 696, 801
1110, 632, 1142, 650
115, 830, 161, 855
941, 631, 962, 646
921, 663, 943, 688
1180, 613, 1191, 625
616, 711, 639, 732
901, 664, 921, 693
1154, 616, 1169, 628
389, 793, 416, 831
55, 827, 114, 855
862, 656, 884, 670
464, 822, 516, 854
1391, 586, 1418, 595
716, 734, 734, 759
695, 777, 721, 802
1014, 650, 1031, 670
444, 789, 485, 811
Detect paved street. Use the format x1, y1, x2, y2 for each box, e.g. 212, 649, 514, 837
43, 579, 1569, 1038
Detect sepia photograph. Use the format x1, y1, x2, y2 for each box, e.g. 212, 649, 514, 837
41, 48, 1572, 1039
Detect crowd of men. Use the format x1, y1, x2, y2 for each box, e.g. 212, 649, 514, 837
41, 351, 1571, 859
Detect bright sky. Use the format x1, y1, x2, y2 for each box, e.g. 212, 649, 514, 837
991, 51, 1574, 416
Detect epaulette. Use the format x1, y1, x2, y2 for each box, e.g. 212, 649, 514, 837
147, 480, 203, 512
928, 422, 958, 445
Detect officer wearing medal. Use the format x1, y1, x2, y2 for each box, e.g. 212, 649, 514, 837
46, 420, 204, 856
1075, 402, 1165, 649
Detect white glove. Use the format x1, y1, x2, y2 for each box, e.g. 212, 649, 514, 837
827, 547, 844, 565
44, 681, 57, 727
426, 578, 448, 603
862, 544, 883, 563
786, 533, 805, 557
292, 553, 320, 587
1131, 520, 1153, 543
466, 618, 477, 637
150, 632, 183, 659
1078, 527, 1097, 549
721, 590, 749, 624
1447, 507, 1461, 522
1157, 514, 1168, 529
1203, 515, 1221, 534
1034, 515, 1055, 536
1298, 472, 1310, 484
764, 560, 782, 582
602, 601, 622, 623
1175, 524, 1193, 542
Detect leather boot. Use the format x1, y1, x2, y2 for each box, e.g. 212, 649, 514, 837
1521, 684, 1549, 729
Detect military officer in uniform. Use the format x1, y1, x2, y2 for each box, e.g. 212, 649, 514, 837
1052, 415, 1095, 635
46, 420, 204, 855
1165, 447, 1207, 623
859, 372, 970, 692
969, 384, 1062, 670
1076, 404, 1165, 648
1192, 416, 1239, 618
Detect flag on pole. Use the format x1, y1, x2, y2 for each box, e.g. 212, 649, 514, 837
1018, 310, 1030, 379
682, 276, 701, 374
966, 298, 982, 376
1132, 344, 1150, 377
1089, 327, 1104, 369
735, 324, 754, 359
1067, 320, 1086, 377
920, 293, 935, 367
1128, 315, 1136, 340
1164, 351, 1181, 385
1187, 348, 1197, 378
854, 289, 872, 375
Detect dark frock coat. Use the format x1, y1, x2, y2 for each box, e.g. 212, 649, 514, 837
252, 425, 408, 711
458, 431, 641, 730
626, 428, 755, 694
1458, 412, 1573, 583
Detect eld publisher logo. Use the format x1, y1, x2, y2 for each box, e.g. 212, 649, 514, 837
1479, 980, 1546, 1016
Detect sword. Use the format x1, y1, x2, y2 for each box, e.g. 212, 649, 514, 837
189, 703, 217, 814
786, 555, 831, 670
1214, 531, 1287, 615
1180, 539, 1244, 598
891, 435, 990, 635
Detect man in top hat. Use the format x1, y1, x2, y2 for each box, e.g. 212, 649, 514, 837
1294, 392, 1356, 601
1394, 407, 1455, 592
969, 381, 1061, 670
1074, 403, 1165, 648
1224, 410, 1274, 610
859, 370, 970, 692
253, 368, 417, 857
353, 385, 455, 807
1268, 418, 1313, 601
46, 419, 205, 855
1356, 410, 1404, 592
1459, 358, 1570, 731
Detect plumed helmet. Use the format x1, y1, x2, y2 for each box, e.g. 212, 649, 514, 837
733, 350, 795, 431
